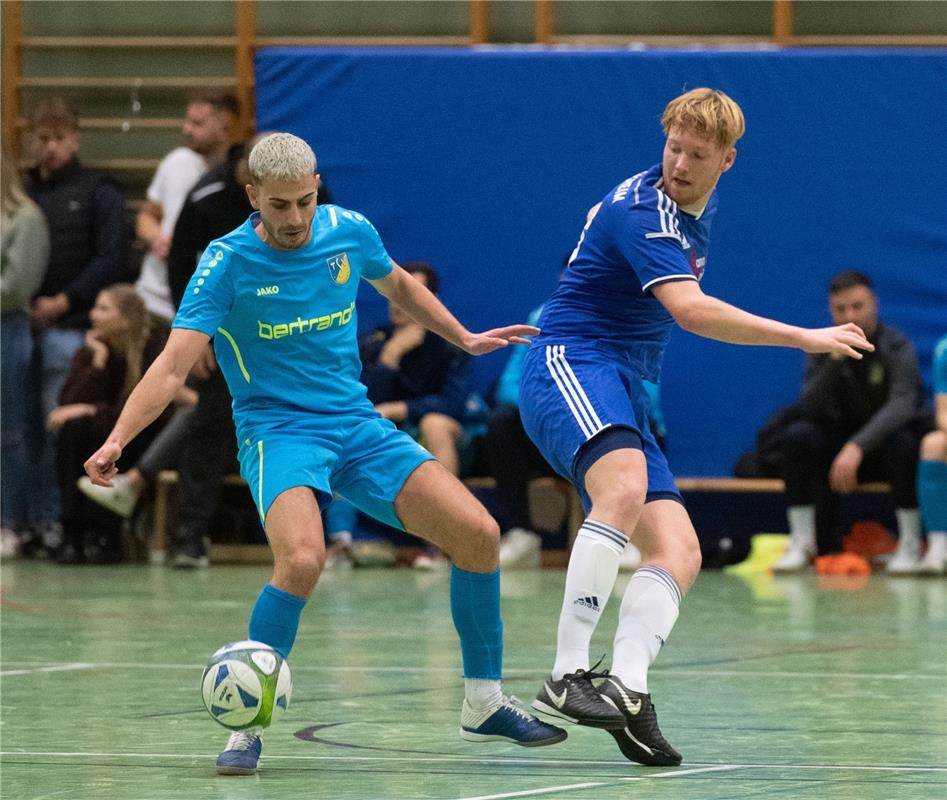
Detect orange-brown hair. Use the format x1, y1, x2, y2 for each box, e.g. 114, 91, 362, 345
661, 88, 745, 151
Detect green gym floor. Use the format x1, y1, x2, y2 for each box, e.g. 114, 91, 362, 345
1, 562, 944, 800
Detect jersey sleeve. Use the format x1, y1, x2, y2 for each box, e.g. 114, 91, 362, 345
172, 241, 235, 336
611, 185, 695, 293
355, 214, 394, 280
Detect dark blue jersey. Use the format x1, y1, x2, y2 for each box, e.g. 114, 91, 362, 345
535, 163, 717, 381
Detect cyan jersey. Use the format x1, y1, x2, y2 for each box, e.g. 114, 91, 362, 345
173, 205, 393, 427
535, 163, 717, 381
934, 334, 947, 394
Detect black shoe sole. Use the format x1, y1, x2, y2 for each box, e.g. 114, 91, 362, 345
607, 728, 682, 766
532, 699, 626, 730
515, 730, 569, 747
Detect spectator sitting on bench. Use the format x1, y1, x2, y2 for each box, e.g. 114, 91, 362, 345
915, 333, 947, 574
49, 284, 174, 562
326, 261, 471, 568
486, 296, 664, 570
775, 271, 932, 573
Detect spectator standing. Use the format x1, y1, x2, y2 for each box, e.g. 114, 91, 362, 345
135, 91, 238, 326
775, 271, 930, 573
1, 144, 50, 557
24, 97, 131, 554
80, 140, 256, 565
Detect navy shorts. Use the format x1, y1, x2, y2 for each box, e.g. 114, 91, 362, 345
519, 341, 681, 512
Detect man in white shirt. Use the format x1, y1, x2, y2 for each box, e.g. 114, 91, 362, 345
135, 92, 239, 323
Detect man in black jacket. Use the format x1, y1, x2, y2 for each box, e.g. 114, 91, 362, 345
775, 271, 930, 572
24, 96, 131, 553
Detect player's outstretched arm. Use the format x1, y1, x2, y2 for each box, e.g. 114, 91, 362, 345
367, 263, 539, 356
652, 279, 874, 359
83, 328, 211, 486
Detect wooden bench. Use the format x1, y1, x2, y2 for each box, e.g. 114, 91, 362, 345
149, 471, 893, 564
151, 470, 252, 564
674, 477, 891, 494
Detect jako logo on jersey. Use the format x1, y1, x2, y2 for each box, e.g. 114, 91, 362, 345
257, 301, 355, 340
326, 252, 351, 285
256, 285, 280, 296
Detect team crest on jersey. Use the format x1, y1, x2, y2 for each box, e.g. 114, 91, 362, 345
688, 249, 707, 280
326, 253, 351, 285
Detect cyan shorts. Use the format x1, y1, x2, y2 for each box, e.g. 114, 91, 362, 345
236, 412, 435, 529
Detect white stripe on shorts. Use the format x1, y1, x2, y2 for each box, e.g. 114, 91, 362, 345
545, 345, 605, 441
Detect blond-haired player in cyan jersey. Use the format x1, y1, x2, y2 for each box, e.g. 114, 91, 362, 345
84, 132, 566, 775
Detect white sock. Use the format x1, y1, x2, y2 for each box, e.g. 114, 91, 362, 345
924, 532, 947, 561
895, 508, 921, 547
787, 505, 816, 550
611, 565, 682, 694
464, 678, 502, 710
551, 519, 627, 680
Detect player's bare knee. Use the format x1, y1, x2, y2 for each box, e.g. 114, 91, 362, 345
592, 479, 646, 527
920, 430, 947, 461
419, 413, 460, 443
451, 511, 499, 570
683, 538, 703, 583
277, 546, 324, 595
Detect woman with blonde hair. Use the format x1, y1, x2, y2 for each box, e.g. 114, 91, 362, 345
1, 144, 50, 558
48, 283, 167, 563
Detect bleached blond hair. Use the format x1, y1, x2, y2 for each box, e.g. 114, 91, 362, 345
661, 88, 745, 151
248, 133, 317, 184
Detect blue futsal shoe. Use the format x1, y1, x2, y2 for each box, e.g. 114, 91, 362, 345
216, 730, 262, 775
460, 695, 568, 747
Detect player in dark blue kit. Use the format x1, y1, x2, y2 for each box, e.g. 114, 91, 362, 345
84, 133, 566, 775
520, 89, 874, 765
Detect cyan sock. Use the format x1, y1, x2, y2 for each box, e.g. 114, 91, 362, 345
918, 460, 947, 533
248, 583, 307, 659
450, 566, 502, 680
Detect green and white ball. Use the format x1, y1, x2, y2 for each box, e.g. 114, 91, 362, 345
201, 640, 292, 730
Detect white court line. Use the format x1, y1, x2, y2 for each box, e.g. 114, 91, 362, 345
0, 663, 93, 677
457, 766, 745, 799
629, 765, 744, 779
1, 662, 943, 682
457, 782, 607, 800
2, 751, 945, 773
659, 668, 945, 682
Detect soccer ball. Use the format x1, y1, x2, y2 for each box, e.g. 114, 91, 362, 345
201, 640, 293, 730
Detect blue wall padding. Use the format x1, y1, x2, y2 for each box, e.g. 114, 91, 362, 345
255, 47, 947, 476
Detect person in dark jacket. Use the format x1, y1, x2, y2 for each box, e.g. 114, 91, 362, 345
324, 262, 471, 568
360, 262, 471, 476
23, 96, 131, 554
775, 271, 930, 572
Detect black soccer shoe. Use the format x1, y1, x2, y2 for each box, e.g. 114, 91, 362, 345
599, 676, 682, 766
532, 666, 626, 730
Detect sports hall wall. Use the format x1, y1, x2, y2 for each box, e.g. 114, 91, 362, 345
255, 48, 947, 476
